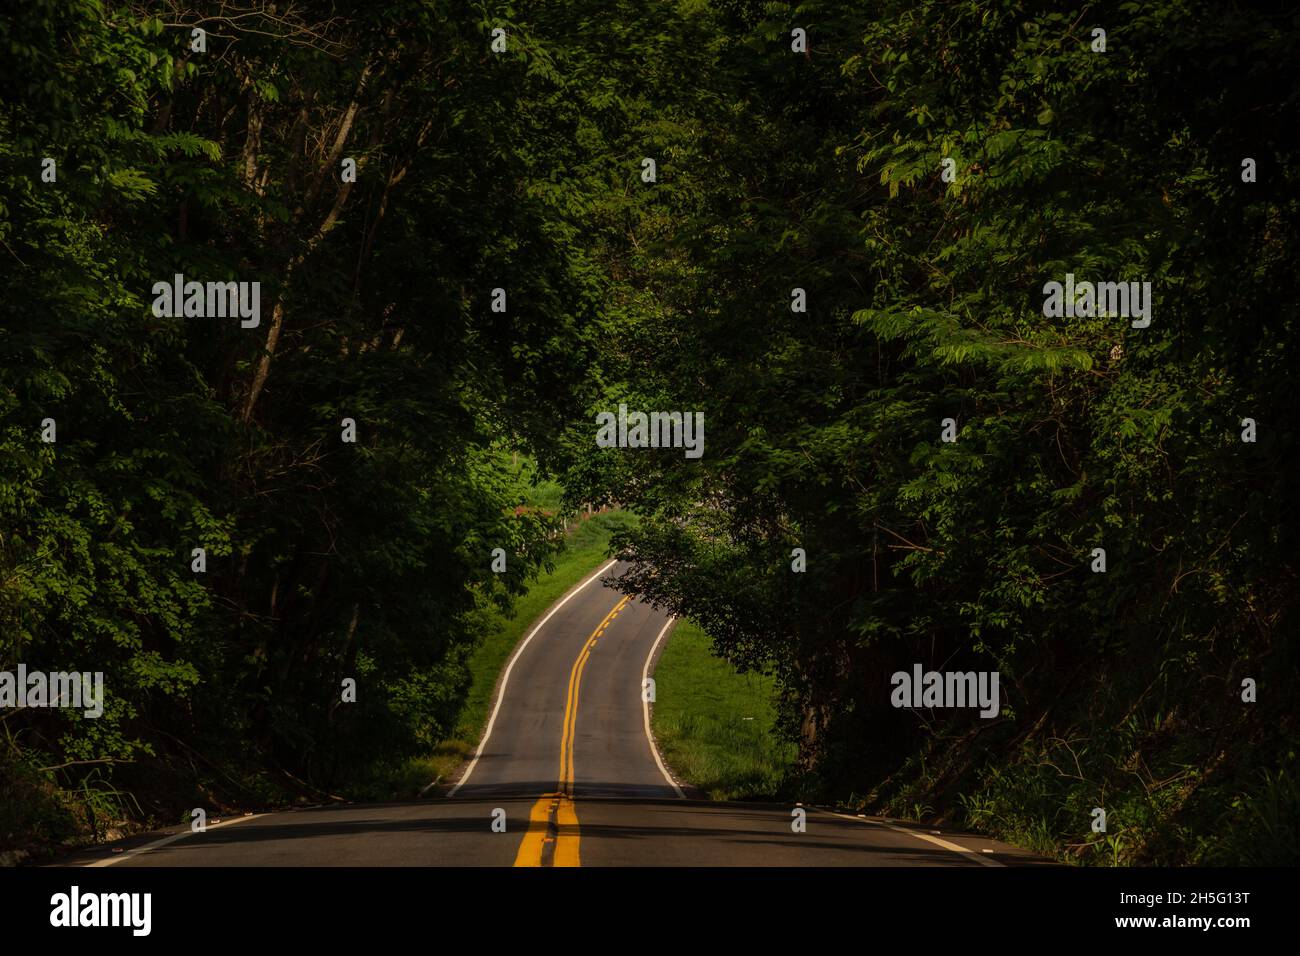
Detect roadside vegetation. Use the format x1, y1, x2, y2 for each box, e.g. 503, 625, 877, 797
650, 620, 795, 802
3, 1, 1293, 867
572, 2, 1298, 865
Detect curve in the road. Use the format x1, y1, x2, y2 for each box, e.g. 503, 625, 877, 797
59, 559, 1050, 867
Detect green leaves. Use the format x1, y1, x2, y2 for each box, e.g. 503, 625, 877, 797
580, 0, 1299, 862
0, 0, 1294, 866
0, 0, 700, 828
105, 168, 157, 199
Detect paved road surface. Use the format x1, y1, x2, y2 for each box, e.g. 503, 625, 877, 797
56, 560, 1048, 867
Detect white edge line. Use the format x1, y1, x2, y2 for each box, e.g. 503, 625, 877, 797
86, 814, 266, 867
814, 807, 1005, 867
642, 615, 686, 798
446, 557, 621, 797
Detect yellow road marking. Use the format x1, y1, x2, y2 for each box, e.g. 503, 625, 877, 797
513, 595, 630, 867
553, 794, 581, 867
560, 595, 629, 797
512, 793, 557, 867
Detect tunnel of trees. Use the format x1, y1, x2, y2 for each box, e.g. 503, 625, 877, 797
1, 0, 1296, 864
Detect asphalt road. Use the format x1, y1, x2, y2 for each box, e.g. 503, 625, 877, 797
57, 560, 1048, 868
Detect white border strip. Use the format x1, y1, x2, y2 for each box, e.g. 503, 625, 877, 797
446, 558, 620, 797
642, 616, 685, 798
86, 814, 265, 867
814, 807, 1005, 867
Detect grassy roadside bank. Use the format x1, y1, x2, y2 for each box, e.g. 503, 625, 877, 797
649, 620, 796, 801
367, 510, 634, 799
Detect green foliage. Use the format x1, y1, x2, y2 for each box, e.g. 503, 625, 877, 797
1, 0, 1294, 868
594, 0, 1298, 864
0, 0, 671, 851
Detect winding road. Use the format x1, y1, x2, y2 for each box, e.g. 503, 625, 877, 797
56, 560, 1047, 867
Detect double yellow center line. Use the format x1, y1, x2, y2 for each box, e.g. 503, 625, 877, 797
513, 594, 630, 867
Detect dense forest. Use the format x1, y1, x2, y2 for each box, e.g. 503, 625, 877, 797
2, 0, 1296, 865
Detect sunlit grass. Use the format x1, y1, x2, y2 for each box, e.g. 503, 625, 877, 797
651, 620, 795, 801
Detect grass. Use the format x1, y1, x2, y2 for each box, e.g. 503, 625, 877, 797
370, 510, 635, 799
650, 620, 795, 801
